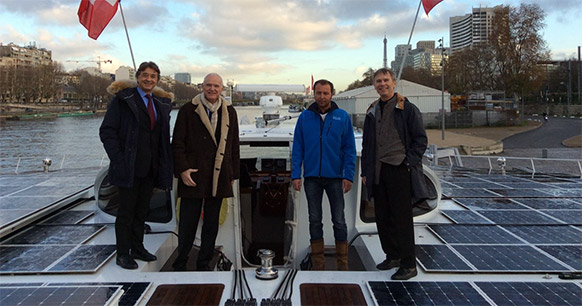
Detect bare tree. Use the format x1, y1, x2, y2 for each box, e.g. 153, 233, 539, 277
446, 44, 497, 94
490, 4, 550, 97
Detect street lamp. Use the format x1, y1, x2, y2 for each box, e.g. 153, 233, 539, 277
226, 79, 234, 103
438, 37, 445, 140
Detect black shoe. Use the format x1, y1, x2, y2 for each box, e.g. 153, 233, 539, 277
116, 254, 138, 270
391, 267, 418, 280
131, 248, 157, 262
376, 259, 400, 270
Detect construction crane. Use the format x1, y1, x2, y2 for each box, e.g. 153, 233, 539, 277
66, 56, 112, 72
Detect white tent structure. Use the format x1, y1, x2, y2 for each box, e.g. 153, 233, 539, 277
334, 80, 450, 115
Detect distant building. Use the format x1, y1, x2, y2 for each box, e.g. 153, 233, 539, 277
115, 66, 136, 81
0, 42, 52, 68
450, 6, 500, 52
234, 84, 305, 100
391, 44, 412, 75
174, 72, 191, 84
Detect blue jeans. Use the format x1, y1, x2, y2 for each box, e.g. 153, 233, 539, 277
304, 177, 347, 241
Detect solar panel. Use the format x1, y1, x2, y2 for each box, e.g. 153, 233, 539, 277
477, 210, 563, 225
539, 188, 582, 197
0, 196, 63, 210
542, 210, 582, 225
368, 281, 489, 306
451, 245, 570, 272
502, 225, 582, 244
475, 282, 582, 306
442, 188, 499, 198
452, 198, 525, 210
450, 182, 506, 189
415, 245, 474, 272
46, 282, 151, 306
513, 198, 582, 210
0, 285, 123, 306
537, 245, 582, 271
428, 224, 522, 244
440, 210, 493, 224
41, 210, 94, 225
48, 245, 116, 273
0, 245, 74, 274
494, 181, 551, 189
9, 185, 80, 197
2, 225, 104, 245
488, 188, 554, 198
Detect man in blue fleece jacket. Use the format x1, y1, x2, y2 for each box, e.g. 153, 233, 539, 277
291, 79, 356, 271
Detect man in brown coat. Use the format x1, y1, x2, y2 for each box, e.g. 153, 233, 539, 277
171, 73, 240, 271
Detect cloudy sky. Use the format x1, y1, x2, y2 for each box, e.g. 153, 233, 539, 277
1, 0, 580, 91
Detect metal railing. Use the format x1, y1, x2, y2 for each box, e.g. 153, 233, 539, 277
1, 154, 110, 174
426, 146, 582, 179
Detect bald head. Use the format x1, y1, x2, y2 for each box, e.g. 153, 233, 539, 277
202, 73, 224, 103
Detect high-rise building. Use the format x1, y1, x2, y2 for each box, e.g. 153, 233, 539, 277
391, 44, 412, 75
450, 6, 500, 52
175, 72, 191, 84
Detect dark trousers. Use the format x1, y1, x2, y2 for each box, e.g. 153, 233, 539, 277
174, 197, 222, 270
373, 162, 416, 268
116, 175, 154, 255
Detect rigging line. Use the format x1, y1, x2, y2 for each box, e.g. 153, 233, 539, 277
271, 267, 291, 299
230, 269, 238, 299
238, 270, 244, 300
286, 269, 298, 300
240, 269, 254, 299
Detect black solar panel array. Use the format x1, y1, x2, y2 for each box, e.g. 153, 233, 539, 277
419, 167, 582, 274
369, 281, 582, 306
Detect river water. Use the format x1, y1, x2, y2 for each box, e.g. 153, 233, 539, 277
0, 106, 297, 174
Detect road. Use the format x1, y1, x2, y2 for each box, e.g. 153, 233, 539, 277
503, 117, 582, 149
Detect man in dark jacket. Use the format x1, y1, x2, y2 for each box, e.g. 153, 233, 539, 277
291, 79, 356, 271
171, 73, 240, 271
99, 61, 173, 270
361, 68, 428, 280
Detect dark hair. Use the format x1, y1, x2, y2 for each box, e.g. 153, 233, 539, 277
135, 61, 160, 80
373, 68, 396, 80
313, 79, 335, 94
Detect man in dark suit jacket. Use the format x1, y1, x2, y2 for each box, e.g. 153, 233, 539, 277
99, 61, 173, 270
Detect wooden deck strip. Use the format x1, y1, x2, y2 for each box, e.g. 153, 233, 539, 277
300, 283, 366, 306
146, 284, 224, 306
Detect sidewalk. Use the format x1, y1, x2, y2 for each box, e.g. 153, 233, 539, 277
425, 121, 543, 154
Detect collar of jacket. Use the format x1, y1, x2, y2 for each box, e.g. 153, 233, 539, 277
366, 92, 406, 115
106, 80, 174, 101
306, 100, 339, 114
191, 93, 231, 197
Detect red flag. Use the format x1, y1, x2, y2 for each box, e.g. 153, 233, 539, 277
421, 0, 443, 15
78, 0, 119, 40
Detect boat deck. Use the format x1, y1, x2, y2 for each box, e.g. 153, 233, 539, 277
0, 164, 581, 305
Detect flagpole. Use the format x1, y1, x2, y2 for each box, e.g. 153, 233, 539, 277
118, 0, 136, 70
396, 0, 422, 83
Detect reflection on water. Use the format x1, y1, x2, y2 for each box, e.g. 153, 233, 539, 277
0, 107, 298, 173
